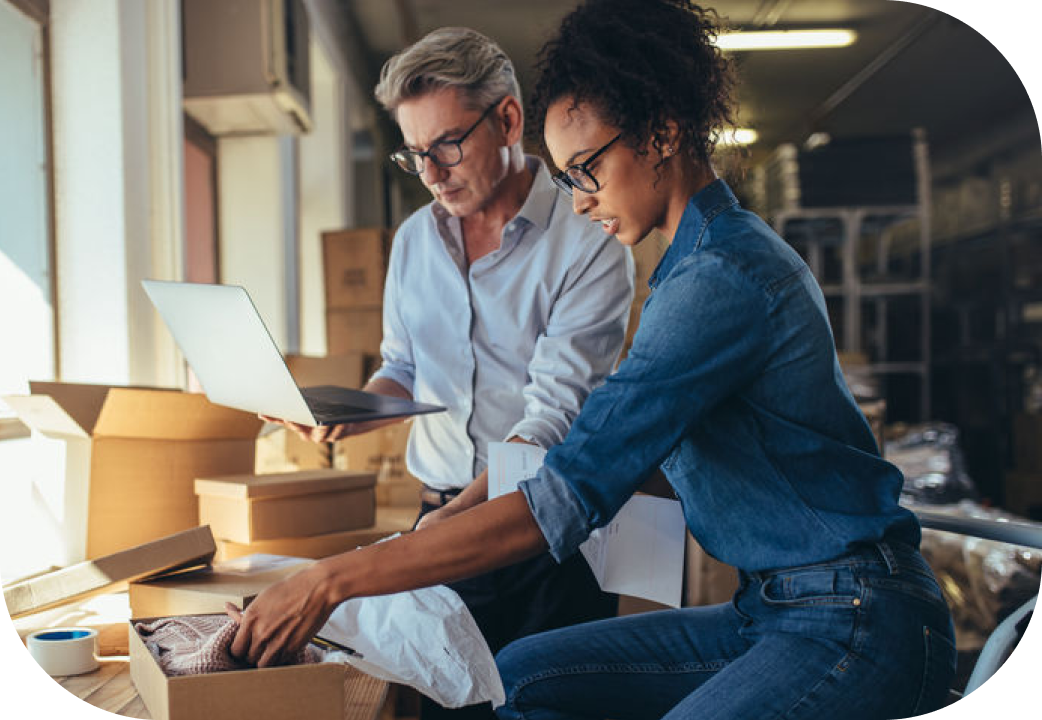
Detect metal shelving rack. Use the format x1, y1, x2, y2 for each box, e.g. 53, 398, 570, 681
762, 130, 933, 420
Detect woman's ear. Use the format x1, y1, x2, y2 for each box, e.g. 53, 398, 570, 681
651, 120, 682, 159
498, 96, 525, 147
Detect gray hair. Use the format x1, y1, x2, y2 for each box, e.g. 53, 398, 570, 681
374, 27, 522, 114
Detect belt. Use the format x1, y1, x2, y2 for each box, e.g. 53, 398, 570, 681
420, 485, 463, 508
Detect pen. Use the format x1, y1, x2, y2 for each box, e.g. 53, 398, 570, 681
311, 634, 364, 659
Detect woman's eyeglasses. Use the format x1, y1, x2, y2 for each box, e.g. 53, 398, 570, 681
390, 100, 503, 175
551, 133, 622, 195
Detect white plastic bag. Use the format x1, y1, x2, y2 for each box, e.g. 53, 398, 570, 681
318, 584, 505, 708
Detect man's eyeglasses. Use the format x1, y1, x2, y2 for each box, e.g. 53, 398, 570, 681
551, 133, 622, 195
390, 100, 503, 175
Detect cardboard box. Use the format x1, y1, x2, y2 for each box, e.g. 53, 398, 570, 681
334, 422, 422, 510
215, 506, 417, 562
195, 470, 377, 544
323, 228, 390, 309
3, 382, 261, 559
326, 306, 383, 356
256, 425, 333, 473
683, 533, 739, 607
286, 352, 370, 391
129, 614, 352, 720
3, 526, 216, 619
129, 554, 311, 618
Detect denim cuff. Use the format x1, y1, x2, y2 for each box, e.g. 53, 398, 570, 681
519, 463, 592, 563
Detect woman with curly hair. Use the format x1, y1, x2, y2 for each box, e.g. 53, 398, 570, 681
232, 1, 955, 717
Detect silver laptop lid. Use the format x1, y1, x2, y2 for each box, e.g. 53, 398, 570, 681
142, 280, 316, 425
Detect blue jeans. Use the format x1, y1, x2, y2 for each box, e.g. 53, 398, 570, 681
495, 541, 956, 720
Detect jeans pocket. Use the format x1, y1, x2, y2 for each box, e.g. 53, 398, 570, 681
759, 567, 861, 607
913, 626, 957, 716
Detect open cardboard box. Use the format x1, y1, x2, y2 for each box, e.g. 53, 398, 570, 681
129, 613, 358, 720
3, 382, 262, 560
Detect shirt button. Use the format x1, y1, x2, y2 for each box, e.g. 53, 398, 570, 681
851, 598, 861, 607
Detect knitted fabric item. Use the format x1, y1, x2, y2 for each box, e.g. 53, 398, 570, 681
135, 615, 321, 676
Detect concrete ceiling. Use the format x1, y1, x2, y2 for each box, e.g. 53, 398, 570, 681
343, 0, 1038, 173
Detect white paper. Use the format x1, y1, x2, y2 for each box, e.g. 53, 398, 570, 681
487, 442, 686, 608
318, 585, 505, 708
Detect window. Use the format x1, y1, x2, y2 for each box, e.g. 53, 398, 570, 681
0, 0, 55, 418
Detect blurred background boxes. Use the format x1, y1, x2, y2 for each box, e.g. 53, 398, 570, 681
334, 422, 422, 512
323, 229, 391, 357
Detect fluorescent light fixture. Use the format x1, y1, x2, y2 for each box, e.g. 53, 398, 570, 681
718, 128, 759, 146
716, 29, 857, 51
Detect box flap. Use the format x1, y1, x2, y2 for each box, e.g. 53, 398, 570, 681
195, 469, 376, 500
5, 381, 119, 437
94, 388, 263, 440
3, 526, 216, 619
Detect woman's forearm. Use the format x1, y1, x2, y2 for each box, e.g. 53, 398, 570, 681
318, 491, 548, 604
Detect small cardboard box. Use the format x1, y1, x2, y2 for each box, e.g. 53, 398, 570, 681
129, 554, 312, 618
323, 228, 390, 309
3, 526, 216, 619
215, 506, 417, 562
128, 614, 351, 720
682, 532, 739, 608
3, 382, 261, 560
195, 470, 377, 544
326, 306, 383, 356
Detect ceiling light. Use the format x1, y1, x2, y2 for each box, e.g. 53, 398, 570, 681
715, 29, 857, 51
718, 128, 759, 146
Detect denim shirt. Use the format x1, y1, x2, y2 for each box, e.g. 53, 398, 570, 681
519, 179, 920, 573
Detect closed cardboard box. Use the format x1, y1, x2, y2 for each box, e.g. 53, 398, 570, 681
215, 506, 417, 562
2, 383, 260, 560
129, 614, 371, 720
323, 228, 390, 309
326, 306, 383, 356
129, 554, 311, 618
195, 469, 376, 544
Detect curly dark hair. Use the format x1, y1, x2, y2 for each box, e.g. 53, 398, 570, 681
530, 0, 736, 167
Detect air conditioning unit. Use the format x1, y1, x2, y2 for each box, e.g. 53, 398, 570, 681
182, 0, 312, 136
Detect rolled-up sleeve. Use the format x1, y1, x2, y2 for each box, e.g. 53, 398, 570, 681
370, 227, 416, 394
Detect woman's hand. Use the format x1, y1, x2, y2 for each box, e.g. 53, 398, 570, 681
228, 563, 339, 667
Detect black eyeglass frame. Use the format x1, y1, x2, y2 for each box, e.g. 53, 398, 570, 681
389, 99, 504, 175
551, 133, 623, 195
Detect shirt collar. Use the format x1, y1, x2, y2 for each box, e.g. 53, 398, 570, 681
648, 178, 739, 290
430, 155, 557, 234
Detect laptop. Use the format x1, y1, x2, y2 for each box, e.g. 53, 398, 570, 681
142, 279, 445, 426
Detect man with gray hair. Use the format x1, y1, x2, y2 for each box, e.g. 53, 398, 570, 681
282, 27, 633, 720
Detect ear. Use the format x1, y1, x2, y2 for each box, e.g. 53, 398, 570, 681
650, 120, 682, 159
496, 96, 525, 147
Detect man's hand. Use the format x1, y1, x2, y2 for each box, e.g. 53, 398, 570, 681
228, 564, 337, 668
259, 415, 371, 443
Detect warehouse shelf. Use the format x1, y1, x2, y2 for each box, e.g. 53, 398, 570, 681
767, 131, 933, 421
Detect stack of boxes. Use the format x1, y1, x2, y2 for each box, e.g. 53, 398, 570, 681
323, 228, 391, 357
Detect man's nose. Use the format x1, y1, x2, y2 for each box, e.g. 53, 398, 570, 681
420, 158, 449, 186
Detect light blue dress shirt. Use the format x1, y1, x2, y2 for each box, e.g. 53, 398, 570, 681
371, 157, 635, 490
